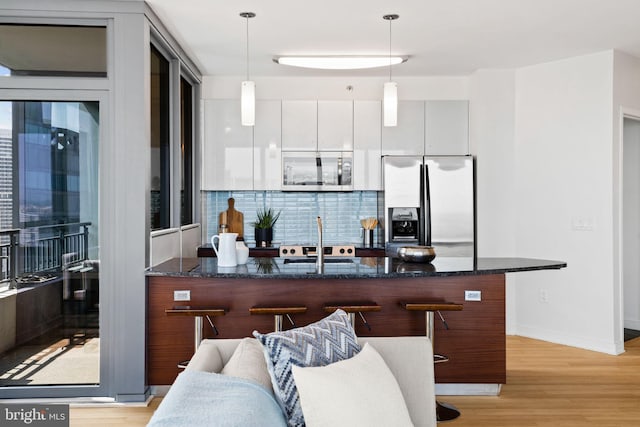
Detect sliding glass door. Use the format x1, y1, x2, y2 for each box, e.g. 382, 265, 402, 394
0, 99, 101, 392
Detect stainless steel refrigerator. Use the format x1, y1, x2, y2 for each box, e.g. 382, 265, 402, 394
383, 155, 475, 257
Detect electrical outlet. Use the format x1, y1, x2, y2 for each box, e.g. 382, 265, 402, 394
174, 290, 191, 301
539, 289, 549, 303
464, 290, 481, 301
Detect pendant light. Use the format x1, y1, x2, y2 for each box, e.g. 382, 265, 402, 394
383, 14, 399, 127
240, 12, 256, 126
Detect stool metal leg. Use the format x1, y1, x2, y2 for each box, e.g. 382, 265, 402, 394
425, 310, 460, 422
347, 312, 356, 329
426, 312, 449, 363
205, 315, 219, 336
425, 311, 434, 341
179, 315, 204, 369
166, 307, 226, 370
274, 314, 284, 332
194, 316, 203, 352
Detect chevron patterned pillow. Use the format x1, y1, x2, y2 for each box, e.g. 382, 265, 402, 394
253, 309, 361, 427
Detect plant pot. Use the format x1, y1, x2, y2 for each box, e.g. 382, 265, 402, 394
255, 227, 273, 248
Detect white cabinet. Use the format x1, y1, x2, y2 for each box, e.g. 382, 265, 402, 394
254, 100, 282, 190
353, 101, 382, 190
381, 101, 425, 155
281, 100, 317, 151
425, 100, 469, 155
202, 98, 468, 191
318, 101, 353, 151
202, 99, 253, 190
381, 100, 469, 156
282, 100, 353, 151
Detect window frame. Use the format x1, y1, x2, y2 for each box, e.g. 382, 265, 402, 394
149, 30, 201, 232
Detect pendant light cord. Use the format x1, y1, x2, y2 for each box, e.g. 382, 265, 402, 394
388, 17, 392, 82
383, 14, 398, 82
245, 15, 250, 81
240, 12, 255, 81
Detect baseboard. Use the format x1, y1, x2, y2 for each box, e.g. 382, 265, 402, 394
115, 390, 150, 403
435, 383, 501, 396
149, 385, 171, 397
515, 326, 621, 355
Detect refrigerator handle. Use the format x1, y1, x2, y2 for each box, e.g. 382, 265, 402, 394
424, 162, 432, 246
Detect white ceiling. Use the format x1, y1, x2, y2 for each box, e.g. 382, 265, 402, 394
146, 0, 640, 78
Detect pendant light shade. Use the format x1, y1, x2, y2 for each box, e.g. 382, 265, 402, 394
383, 81, 398, 127
383, 14, 399, 127
240, 12, 255, 126
241, 80, 255, 126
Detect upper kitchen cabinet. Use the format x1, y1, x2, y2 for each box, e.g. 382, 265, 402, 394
254, 100, 282, 190
353, 100, 382, 190
381, 101, 425, 156
317, 101, 353, 151
424, 100, 469, 155
202, 99, 253, 190
282, 100, 353, 151
281, 100, 317, 151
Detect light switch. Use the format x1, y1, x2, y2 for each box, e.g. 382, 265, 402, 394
572, 216, 595, 231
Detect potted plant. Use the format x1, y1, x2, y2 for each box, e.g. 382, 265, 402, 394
252, 207, 280, 247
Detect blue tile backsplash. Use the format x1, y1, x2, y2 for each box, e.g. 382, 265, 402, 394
203, 191, 381, 247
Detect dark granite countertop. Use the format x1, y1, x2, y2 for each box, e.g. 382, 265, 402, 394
147, 256, 567, 279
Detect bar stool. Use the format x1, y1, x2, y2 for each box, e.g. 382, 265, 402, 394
249, 305, 308, 332
402, 302, 463, 422
323, 302, 381, 331
165, 306, 226, 368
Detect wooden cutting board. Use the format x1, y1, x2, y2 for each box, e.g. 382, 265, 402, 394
219, 197, 244, 239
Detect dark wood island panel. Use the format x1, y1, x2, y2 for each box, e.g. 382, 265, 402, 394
147, 274, 505, 386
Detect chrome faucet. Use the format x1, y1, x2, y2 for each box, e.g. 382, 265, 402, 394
316, 216, 324, 273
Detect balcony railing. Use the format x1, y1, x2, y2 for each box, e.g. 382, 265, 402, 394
0, 222, 91, 289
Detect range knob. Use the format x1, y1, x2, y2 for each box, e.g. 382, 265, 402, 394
347, 248, 353, 254
290, 248, 296, 255
282, 248, 289, 255
339, 248, 345, 254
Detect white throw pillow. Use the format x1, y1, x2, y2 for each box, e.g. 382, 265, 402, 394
292, 342, 414, 427
221, 338, 273, 393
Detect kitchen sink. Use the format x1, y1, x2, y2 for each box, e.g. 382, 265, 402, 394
283, 258, 354, 264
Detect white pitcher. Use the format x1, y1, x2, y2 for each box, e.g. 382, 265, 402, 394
236, 241, 249, 265
211, 233, 238, 267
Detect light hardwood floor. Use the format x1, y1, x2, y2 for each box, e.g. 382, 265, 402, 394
69, 336, 640, 426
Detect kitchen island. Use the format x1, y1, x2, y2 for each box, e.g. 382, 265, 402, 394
146, 256, 566, 393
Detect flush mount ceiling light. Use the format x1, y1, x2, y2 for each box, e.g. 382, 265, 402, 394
240, 12, 256, 126
383, 14, 399, 127
273, 56, 406, 70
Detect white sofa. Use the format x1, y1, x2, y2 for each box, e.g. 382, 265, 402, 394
148, 336, 437, 427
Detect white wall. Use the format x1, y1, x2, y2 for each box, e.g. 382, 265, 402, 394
512, 51, 618, 354
469, 70, 517, 257
202, 76, 469, 100
469, 69, 519, 333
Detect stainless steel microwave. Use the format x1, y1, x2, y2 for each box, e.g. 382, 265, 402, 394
282, 151, 353, 191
